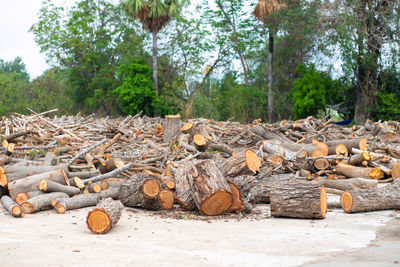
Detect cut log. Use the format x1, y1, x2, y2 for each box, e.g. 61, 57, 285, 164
68, 170, 101, 179
15, 190, 45, 205
39, 180, 80, 196
316, 177, 378, 191
336, 163, 384, 180
221, 149, 261, 177
270, 180, 327, 219
226, 180, 243, 212
186, 160, 232, 216
118, 174, 164, 210
172, 163, 196, 210
0, 164, 69, 187
1, 195, 24, 217
8, 169, 69, 200
314, 158, 330, 170
348, 152, 371, 166
341, 179, 400, 213
86, 183, 102, 193
392, 162, 400, 179
86, 197, 124, 234
260, 140, 298, 160
163, 114, 181, 143
21, 192, 69, 214
155, 123, 163, 138
326, 138, 368, 152
68, 177, 85, 189
99, 158, 125, 174
193, 134, 207, 152
335, 144, 348, 157
43, 152, 58, 166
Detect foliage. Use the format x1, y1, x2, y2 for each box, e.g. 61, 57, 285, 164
114, 61, 156, 116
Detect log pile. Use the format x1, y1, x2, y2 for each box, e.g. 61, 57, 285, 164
1, 110, 400, 229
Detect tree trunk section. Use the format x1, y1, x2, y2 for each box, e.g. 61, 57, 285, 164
163, 114, 181, 143
270, 180, 327, 219
39, 180, 80, 196
341, 179, 400, 213
186, 160, 232, 216
86, 197, 124, 234
172, 162, 196, 210
221, 149, 261, 177
1, 195, 24, 217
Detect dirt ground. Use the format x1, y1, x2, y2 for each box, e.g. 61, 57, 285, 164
0, 199, 399, 267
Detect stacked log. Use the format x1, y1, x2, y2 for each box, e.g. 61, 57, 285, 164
86, 197, 124, 234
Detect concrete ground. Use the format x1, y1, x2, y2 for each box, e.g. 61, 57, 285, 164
0, 201, 399, 267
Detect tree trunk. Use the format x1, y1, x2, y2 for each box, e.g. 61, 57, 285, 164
152, 31, 158, 96
341, 179, 400, 213
268, 31, 274, 122
186, 160, 232, 216
86, 197, 124, 234
270, 180, 327, 219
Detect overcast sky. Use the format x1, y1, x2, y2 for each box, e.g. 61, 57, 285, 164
0, 0, 73, 79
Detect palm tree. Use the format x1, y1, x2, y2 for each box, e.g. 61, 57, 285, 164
253, 0, 286, 122
122, 0, 187, 95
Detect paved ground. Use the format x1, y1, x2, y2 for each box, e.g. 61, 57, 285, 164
1, 199, 399, 267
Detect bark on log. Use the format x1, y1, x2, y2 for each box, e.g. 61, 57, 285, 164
186, 160, 233, 216
221, 149, 261, 177
39, 180, 80, 196
226, 180, 243, 212
163, 114, 181, 143
15, 190, 45, 205
86, 197, 124, 234
335, 163, 384, 180
8, 168, 69, 200
99, 158, 125, 174
172, 162, 196, 210
315, 177, 378, 191
1, 195, 24, 217
270, 180, 327, 219
348, 152, 371, 166
21, 192, 69, 214
68, 177, 85, 189
341, 179, 400, 213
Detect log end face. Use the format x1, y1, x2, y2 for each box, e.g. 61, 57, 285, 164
15, 192, 29, 206
245, 149, 261, 174
39, 180, 48, 191
55, 203, 66, 214
74, 177, 85, 189
226, 181, 242, 212
200, 190, 233, 216
359, 138, 368, 151
86, 208, 111, 234
369, 168, 384, 180
320, 186, 327, 218
0, 173, 8, 187
11, 205, 22, 217
21, 202, 34, 214
159, 190, 175, 210
142, 179, 160, 197
392, 163, 400, 179
341, 191, 353, 213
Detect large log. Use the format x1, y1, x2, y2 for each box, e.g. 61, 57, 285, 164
221, 149, 261, 177
270, 180, 327, 219
186, 160, 232, 216
172, 162, 196, 210
341, 179, 400, 213
21, 192, 69, 214
8, 169, 69, 200
86, 197, 124, 234
1, 195, 24, 217
0, 164, 69, 187
163, 114, 181, 143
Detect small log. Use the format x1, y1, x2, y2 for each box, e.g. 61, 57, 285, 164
1, 195, 24, 217
86, 197, 124, 234
158, 189, 175, 210
187, 160, 232, 216
348, 152, 371, 166
8, 169, 69, 200
21, 192, 69, 214
163, 114, 181, 143
335, 163, 384, 180
193, 134, 207, 152
314, 158, 330, 170
117, 174, 162, 210
341, 179, 400, 213
69, 170, 101, 179
326, 138, 368, 152
82, 163, 132, 184
316, 177, 378, 191
392, 162, 400, 179
39, 180, 80, 196
68, 177, 85, 189
155, 123, 163, 138
42, 152, 58, 166
260, 140, 298, 160
335, 144, 348, 157
270, 180, 327, 219
86, 183, 102, 193
99, 158, 125, 174
221, 149, 261, 177
15, 191, 45, 205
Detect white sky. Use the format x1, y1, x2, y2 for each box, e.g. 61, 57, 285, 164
0, 0, 73, 79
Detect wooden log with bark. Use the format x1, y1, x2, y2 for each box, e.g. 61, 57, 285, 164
186, 160, 233, 215
21, 192, 69, 214
221, 149, 261, 177
341, 179, 400, 213
1, 195, 24, 217
163, 114, 181, 143
335, 163, 384, 180
315, 177, 378, 191
39, 180, 80, 196
270, 180, 327, 219
172, 162, 196, 210
86, 197, 124, 234
14, 190, 45, 205
8, 168, 69, 200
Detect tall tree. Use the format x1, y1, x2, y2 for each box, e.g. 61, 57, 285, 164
122, 0, 188, 95
322, 0, 400, 124
253, 0, 286, 122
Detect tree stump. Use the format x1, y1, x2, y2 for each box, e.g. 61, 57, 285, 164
86, 197, 124, 234
1, 195, 24, 217
21, 192, 69, 214
221, 149, 261, 177
341, 179, 400, 213
187, 160, 232, 216
163, 114, 181, 143
270, 180, 327, 219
